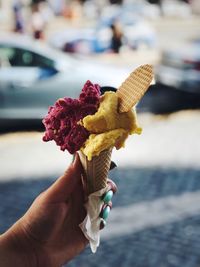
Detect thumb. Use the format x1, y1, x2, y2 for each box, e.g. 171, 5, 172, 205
44, 153, 83, 203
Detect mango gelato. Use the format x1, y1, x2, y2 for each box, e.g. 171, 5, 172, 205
81, 91, 142, 160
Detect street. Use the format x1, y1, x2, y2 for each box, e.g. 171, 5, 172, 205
0, 110, 200, 267
0, 5, 200, 266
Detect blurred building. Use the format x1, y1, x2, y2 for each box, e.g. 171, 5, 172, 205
0, 0, 13, 30
0, 0, 30, 30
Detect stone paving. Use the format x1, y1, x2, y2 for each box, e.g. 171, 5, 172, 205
1, 166, 200, 267
0, 110, 200, 266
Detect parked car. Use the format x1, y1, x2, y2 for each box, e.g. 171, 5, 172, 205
155, 40, 200, 93
0, 33, 130, 126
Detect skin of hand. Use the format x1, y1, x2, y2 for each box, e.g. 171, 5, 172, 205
0, 154, 88, 267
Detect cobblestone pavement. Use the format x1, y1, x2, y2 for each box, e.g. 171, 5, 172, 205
0, 110, 200, 266
1, 166, 200, 267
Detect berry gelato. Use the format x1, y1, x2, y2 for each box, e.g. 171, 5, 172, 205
42, 80, 101, 154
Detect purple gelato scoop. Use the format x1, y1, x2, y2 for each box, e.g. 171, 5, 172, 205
42, 80, 101, 154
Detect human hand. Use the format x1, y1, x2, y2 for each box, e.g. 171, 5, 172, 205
99, 179, 117, 230
0, 154, 117, 267
0, 154, 88, 267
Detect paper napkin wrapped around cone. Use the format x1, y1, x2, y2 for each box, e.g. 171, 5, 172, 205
78, 149, 112, 253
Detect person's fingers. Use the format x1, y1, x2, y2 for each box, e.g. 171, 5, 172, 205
99, 179, 117, 230
107, 179, 117, 194
71, 176, 86, 224
44, 153, 83, 203
99, 201, 112, 230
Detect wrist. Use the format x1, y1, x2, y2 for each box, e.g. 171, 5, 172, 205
0, 220, 38, 267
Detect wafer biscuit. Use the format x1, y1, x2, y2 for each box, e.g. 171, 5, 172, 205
117, 64, 153, 113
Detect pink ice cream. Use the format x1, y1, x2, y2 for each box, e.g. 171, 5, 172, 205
42, 80, 101, 154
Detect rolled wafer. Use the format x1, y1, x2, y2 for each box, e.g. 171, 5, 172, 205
78, 148, 112, 195
117, 64, 153, 113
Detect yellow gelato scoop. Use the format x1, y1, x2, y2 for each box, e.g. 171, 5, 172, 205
81, 92, 141, 160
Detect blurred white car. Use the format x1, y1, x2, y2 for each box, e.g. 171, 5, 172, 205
0, 33, 130, 125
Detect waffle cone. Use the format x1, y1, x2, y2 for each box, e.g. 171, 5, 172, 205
117, 64, 153, 113
78, 148, 112, 195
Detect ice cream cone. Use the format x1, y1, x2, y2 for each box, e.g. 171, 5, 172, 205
78, 148, 112, 195
117, 64, 153, 113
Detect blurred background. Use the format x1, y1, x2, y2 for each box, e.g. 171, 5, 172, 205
0, 0, 200, 266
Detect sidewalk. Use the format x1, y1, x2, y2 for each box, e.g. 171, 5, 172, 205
0, 110, 200, 181
0, 110, 200, 267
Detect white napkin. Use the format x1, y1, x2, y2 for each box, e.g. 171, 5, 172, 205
79, 185, 109, 253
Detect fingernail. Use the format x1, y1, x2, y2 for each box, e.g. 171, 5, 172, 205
100, 218, 106, 230
100, 203, 111, 220
102, 190, 113, 204
71, 154, 76, 163
107, 180, 117, 194
110, 161, 117, 170
72, 153, 80, 166
102, 206, 111, 220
